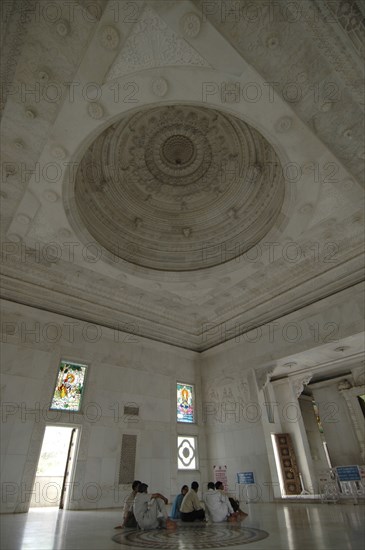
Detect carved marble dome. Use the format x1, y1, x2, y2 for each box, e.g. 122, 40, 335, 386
74, 105, 285, 271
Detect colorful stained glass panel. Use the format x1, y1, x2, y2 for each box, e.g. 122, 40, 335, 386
50, 361, 87, 411
177, 383, 195, 423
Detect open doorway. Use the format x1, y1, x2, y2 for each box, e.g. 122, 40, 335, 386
30, 426, 78, 509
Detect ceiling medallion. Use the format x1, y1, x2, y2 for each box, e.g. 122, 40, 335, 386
14, 139, 25, 150
320, 101, 332, 112
25, 108, 36, 119
100, 26, 120, 50
152, 77, 168, 97
266, 34, 280, 50
162, 135, 195, 166
51, 145, 67, 159
342, 128, 352, 139
180, 13, 201, 38
298, 203, 313, 214
275, 116, 292, 133
282, 362, 297, 369
38, 70, 50, 84
87, 102, 104, 119
42, 190, 59, 202
74, 105, 285, 271
56, 20, 70, 37
58, 228, 72, 239
17, 214, 30, 225
182, 228, 192, 238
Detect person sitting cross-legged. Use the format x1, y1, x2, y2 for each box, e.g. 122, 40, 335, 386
133, 483, 176, 530
204, 482, 237, 523
215, 481, 248, 518
180, 481, 205, 522
170, 485, 189, 519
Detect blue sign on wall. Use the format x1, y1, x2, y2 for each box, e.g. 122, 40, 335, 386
336, 466, 361, 482
237, 472, 255, 484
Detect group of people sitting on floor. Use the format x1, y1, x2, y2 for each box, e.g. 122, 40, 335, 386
115, 480, 247, 531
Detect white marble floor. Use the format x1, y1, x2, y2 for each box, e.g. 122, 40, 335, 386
1, 502, 364, 550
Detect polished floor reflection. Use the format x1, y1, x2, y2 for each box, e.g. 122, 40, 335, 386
1, 502, 364, 550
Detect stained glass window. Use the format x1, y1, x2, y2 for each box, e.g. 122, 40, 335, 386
177, 436, 197, 470
50, 361, 87, 411
177, 383, 195, 423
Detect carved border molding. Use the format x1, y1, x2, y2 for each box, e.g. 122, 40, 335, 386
0, 255, 364, 351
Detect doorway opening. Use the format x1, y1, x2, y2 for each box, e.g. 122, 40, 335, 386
30, 426, 78, 509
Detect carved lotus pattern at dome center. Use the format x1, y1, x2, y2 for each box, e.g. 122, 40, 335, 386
74, 105, 285, 271
161, 134, 195, 166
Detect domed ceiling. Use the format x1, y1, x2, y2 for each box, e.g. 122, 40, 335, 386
1, 0, 364, 352
74, 105, 285, 271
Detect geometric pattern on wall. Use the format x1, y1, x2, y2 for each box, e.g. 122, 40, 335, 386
118, 434, 137, 484
274, 433, 301, 494
177, 436, 197, 470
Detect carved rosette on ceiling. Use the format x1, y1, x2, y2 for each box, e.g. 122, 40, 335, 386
73, 105, 285, 271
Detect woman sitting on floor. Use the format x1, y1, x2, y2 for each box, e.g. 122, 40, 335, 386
170, 485, 189, 519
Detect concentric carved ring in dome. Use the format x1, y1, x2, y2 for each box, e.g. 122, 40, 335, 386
145, 124, 211, 185
73, 105, 285, 271
162, 135, 195, 166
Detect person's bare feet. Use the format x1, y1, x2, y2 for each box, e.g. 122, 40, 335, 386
114, 525, 123, 529
228, 514, 238, 522
166, 518, 177, 530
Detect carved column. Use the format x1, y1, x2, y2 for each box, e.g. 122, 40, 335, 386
338, 380, 365, 463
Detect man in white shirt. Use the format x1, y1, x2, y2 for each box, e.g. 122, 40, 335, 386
133, 483, 176, 530
215, 481, 248, 518
204, 482, 236, 522
180, 481, 205, 522
115, 479, 141, 529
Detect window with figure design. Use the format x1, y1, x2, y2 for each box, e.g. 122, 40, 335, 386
50, 361, 87, 412
177, 382, 195, 423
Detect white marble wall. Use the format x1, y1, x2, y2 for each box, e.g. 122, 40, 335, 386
1, 281, 363, 511
201, 369, 271, 502
0, 299, 203, 513
311, 383, 362, 467
200, 284, 364, 501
